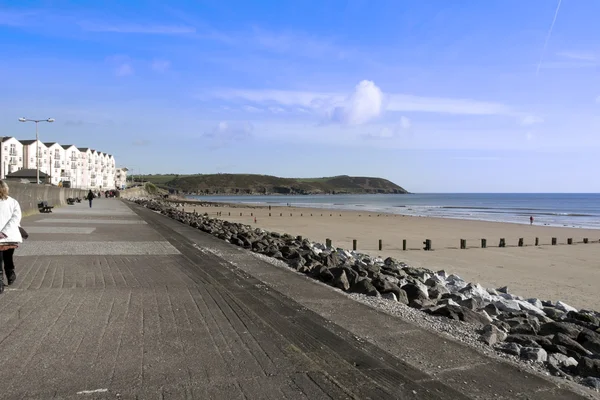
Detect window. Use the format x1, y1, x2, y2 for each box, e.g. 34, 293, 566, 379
30, 158, 33, 163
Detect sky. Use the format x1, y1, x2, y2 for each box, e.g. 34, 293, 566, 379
1, 0, 599, 193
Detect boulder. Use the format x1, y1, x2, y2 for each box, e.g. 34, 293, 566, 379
525, 298, 543, 309
483, 303, 500, 317
496, 342, 521, 356
577, 329, 600, 354
577, 357, 600, 378
428, 284, 450, 300
538, 322, 582, 339
520, 347, 547, 363
382, 292, 398, 302
409, 299, 437, 310
552, 333, 593, 358
494, 299, 521, 313
516, 300, 545, 317
543, 307, 565, 321
401, 283, 429, 302
428, 304, 491, 326
548, 353, 578, 371
480, 324, 508, 346
510, 322, 539, 336
349, 279, 380, 297
505, 334, 551, 348
555, 301, 578, 313
581, 377, 600, 391
331, 270, 350, 291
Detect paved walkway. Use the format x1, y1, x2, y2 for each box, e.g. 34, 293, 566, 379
0, 199, 592, 399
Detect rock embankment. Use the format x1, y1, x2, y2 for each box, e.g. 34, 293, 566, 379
133, 198, 600, 391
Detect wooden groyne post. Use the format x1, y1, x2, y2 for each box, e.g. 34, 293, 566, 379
584, 238, 589, 244
460, 239, 466, 249
402, 239, 407, 251
499, 238, 506, 248
567, 238, 573, 245
518, 238, 524, 247
535, 237, 539, 246
552, 237, 557, 245
423, 239, 432, 251
378, 239, 382, 251
353, 239, 357, 251
481, 238, 487, 248
326, 238, 332, 248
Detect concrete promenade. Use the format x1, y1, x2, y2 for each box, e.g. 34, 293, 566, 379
0, 199, 593, 399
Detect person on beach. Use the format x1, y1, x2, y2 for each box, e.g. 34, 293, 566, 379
530, 216, 534, 225
87, 190, 95, 208
0, 181, 23, 288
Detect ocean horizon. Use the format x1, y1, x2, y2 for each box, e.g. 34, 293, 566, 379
186, 193, 600, 230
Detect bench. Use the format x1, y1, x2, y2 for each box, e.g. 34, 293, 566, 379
38, 201, 54, 213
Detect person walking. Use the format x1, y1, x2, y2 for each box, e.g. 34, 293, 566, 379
530, 216, 534, 225
87, 189, 95, 208
0, 180, 23, 289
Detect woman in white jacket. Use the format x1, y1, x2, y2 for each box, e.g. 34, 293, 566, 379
0, 180, 22, 287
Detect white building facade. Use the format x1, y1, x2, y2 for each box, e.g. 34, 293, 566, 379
0, 137, 120, 189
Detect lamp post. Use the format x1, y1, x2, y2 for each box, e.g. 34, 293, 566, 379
18, 117, 54, 184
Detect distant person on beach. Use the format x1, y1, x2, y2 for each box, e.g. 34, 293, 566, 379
87, 190, 95, 208
530, 216, 534, 225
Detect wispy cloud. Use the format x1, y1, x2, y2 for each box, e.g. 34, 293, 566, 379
206, 84, 514, 117
362, 117, 412, 140
0, 9, 39, 27
132, 139, 151, 146
557, 51, 597, 61
151, 59, 171, 72
520, 115, 544, 126
106, 55, 134, 77
203, 121, 253, 149
78, 21, 196, 35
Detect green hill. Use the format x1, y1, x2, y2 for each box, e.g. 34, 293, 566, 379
138, 174, 409, 195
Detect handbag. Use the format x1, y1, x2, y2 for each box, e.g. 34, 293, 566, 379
19, 226, 28, 240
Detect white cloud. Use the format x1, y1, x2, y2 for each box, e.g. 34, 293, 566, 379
520, 115, 544, 126
151, 59, 171, 72
115, 63, 133, 77
207, 85, 513, 117
242, 105, 262, 113
204, 121, 253, 141
268, 106, 285, 114
329, 80, 383, 125
362, 117, 411, 140
79, 21, 195, 35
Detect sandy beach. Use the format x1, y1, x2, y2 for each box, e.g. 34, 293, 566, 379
180, 201, 600, 311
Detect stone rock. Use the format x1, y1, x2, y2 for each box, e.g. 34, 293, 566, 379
577, 329, 600, 354
427, 283, 450, 300
458, 283, 492, 302
538, 322, 582, 339
483, 303, 500, 317
428, 305, 491, 326
516, 300, 546, 317
543, 307, 565, 321
438, 298, 461, 307
331, 270, 350, 291
497, 286, 509, 294
460, 297, 484, 311
548, 353, 578, 370
505, 334, 551, 348
494, 299, 521, 313
555, 301, 578, 313
409, 299, 437, 310
577, 357, 600, 378
526, 298, 543, 309
520, 347, 547, 363
510, 322, 538, 335
552, 333, 593, 358
401, 283, 429, 302
480, 324, 508, 346
582, 377, 600, 391
349, 279, 380, 297
496, 342, 521, 356
382, 292, 398, 302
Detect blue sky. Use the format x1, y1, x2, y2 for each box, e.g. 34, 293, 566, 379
1, 0, 599, 193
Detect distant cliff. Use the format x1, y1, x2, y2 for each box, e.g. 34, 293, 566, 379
140, 174, 410, 195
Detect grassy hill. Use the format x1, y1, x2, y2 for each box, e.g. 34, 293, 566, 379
137, 174, 409, 195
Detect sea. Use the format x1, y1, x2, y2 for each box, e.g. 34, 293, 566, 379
186, 193, 600, 229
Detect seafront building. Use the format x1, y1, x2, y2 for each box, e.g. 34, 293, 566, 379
0, 136, 127, 190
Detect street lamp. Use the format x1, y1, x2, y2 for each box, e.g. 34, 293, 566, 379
18, 117, 54, 184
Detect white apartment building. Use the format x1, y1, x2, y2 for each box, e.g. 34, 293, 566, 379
115, 167, 128, 190
0, 137, 120, 189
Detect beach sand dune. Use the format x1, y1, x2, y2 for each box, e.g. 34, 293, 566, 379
183, 203, 600, 311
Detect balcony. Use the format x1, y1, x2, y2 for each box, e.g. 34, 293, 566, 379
91, 174, 96, 179
70, 156, 77, 162
9, 150, 17, 156
54, 155, 61, 160
61, 172, 70, 178
9, 159, 17, 165
71, 164, 77, 169
90, 181, 96, 186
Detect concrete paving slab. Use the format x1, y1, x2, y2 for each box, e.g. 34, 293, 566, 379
38, 218, 147, 224
24, 226, 96, 234
17, 240, 180, 255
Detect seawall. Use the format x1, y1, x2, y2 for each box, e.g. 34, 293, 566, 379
7, 182, 87, 216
